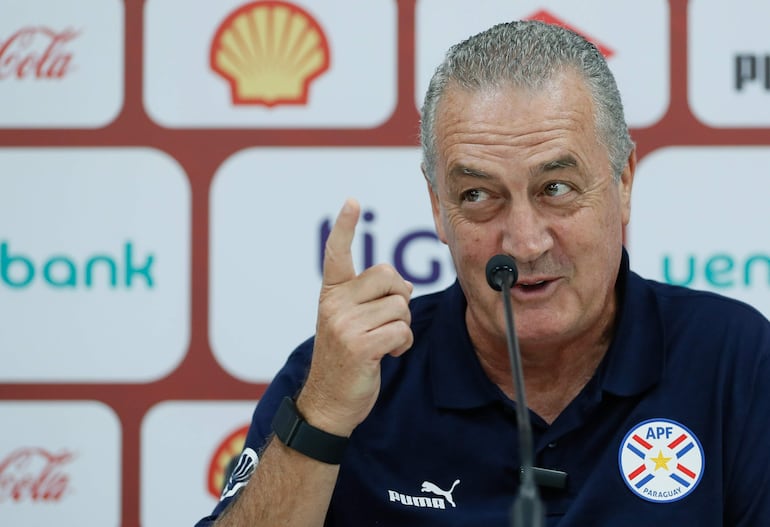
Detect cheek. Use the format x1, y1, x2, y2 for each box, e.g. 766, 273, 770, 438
449, 225, 499, 279
444, 212, 484, 249
555, 203, 621, 273
574, 208, 624, 281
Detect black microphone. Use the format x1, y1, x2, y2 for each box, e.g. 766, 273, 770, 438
486, 254, 519, 291
485, 255, 544, 527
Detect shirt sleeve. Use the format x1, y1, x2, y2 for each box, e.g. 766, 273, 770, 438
193, 336, 315, 526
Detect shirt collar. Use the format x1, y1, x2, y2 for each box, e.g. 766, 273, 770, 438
598, 248, 665, 396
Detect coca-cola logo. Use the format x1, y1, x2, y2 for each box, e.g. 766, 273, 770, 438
0, 447, 75, 503
0, 26, 80, 80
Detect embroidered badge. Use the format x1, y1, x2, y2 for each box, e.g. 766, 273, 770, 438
618, 418, 704, 503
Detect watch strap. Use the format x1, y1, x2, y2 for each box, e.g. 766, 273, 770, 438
271, 396, 349, 465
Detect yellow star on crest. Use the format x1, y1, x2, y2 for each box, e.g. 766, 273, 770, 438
650, 450, 672, 471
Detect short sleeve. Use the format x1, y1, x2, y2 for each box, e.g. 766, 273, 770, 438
194, 337, 315, 526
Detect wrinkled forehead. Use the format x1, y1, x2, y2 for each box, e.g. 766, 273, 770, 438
431, 73, 606, 180
433, 71, 598, 142
436, 65, 591, 114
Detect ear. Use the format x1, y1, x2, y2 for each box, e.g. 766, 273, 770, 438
422, 164, 448, 245
619, 147, 636, 226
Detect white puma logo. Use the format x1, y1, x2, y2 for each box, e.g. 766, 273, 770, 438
421, 479, 461, 508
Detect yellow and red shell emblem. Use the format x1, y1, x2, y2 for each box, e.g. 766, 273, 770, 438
210, 1, 331, 107
207, 424, 249, 498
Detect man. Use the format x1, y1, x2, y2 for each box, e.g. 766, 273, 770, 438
197, 20, 770, 526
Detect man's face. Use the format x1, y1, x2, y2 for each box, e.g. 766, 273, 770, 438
427, 70, 634, 351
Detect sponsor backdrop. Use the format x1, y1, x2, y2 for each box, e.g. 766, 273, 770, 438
0, 0, 767, 525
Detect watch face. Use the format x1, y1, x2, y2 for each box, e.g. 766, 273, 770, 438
272, 396, 301, 444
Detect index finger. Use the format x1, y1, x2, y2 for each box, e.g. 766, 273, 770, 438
322, 198, 360, 286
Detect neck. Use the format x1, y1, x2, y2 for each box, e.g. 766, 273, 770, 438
470, 314, 614, 425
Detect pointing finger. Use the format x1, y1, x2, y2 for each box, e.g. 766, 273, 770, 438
322, 198, 360, 287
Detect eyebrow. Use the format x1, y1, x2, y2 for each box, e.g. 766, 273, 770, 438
459, 166, 490, 178
540, 156, 578, 173
449, 156, 578, 180
443, 166, 492, 182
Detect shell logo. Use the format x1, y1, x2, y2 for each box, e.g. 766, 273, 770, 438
210, 1, 331, 107
206, 425, 250, 499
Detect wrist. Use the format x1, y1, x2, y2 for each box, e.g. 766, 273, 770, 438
295, 389, 357, 437
271, 396, 349, 465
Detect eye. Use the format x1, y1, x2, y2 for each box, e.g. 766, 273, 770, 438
461, 189, 489, 203
543, 182, 572, 197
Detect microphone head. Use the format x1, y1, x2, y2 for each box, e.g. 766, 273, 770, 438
486, 254, 519, 291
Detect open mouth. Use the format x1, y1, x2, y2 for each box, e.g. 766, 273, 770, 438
515, 279, 551, 293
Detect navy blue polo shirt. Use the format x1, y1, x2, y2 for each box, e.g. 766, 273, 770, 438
197, 250, 770, 526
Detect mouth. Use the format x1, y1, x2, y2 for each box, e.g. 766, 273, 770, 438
512, 278, 557, 297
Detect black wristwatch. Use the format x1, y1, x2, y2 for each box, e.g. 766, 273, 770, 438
271, 396, 349, 465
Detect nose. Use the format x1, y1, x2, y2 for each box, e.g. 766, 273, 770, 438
499, 200, 553, 265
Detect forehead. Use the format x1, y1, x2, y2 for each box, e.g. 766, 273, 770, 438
432, 71, 603, 176
436, 68, 596, 126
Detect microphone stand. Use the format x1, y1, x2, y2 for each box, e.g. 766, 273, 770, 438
498, 275, 545, 527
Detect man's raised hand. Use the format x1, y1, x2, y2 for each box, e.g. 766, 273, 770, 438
297, 198, 414, 437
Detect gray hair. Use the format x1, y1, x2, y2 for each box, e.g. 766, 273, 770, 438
420, 20, 634, 186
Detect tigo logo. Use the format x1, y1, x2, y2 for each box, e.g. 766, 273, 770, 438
210, 1, 330, 107
1, 241, 155, 289
317, 208, 444, 286
210, 147, 452, 382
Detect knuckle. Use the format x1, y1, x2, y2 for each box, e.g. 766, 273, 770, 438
371, 263, 399, 281
396, 320, 413, 344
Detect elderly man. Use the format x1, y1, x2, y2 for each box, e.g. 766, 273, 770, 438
197, 20, 770, 526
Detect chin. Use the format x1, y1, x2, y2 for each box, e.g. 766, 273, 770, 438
515, 311, 573, 344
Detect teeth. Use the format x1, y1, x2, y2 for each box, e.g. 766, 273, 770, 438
520, 280, 545, 286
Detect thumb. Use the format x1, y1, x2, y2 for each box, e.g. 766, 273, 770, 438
322, 198, 360, 286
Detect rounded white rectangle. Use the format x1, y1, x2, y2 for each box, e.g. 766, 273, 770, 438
0, 147, 191, 382
144, 0, 397, 128
416, 0, 669, 128
209, 147, 455, 381
689, 0, 770, 126
141, 400, 258, 527
0, 401, 121, 526
628, 146, 770, 319
0, 0, 124, 128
